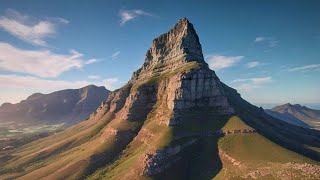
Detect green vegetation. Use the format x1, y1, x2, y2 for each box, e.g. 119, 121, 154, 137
173, 110, 230, 134
132, 61, 201, 90
221, 116, 253, 131
0, 113, 115, 179
218, 133, 316, 163
183, 136, 222, 179
221, 83, 320, 161
0, 124, 64, 138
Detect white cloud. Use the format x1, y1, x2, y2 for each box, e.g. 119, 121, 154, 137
0, 75, 119, 91
254, 36, 278, 47
254, 37, 266, 42
102, 78, 119, 89
111, 51, 120, 60
0, 42, 97, 77
0, 75, 89, 90
232, 77, 272, 84
88, 75, 100, 79
246, 61, 260, 68
234, 83, 260, 92
0, 75, 120, 104
85, 59, 98, 64
288, 64, 320, 72
206, 55, 244, 70
119, 9, 152, 25
232, 77, 272, 92
246, 61, 266, 68
0, 9, 68, 46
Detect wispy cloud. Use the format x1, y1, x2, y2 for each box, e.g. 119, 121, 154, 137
254, 36, 278, 47
85, 59, 98, 64
246, 61, 266, 68
0, 75, 119, 90
246, 61, 260, 68
232, 77, 272, 84
0, 75, 120, 104
0, 42, 97, 78
206, 55, 244, 70
102, 78, 119, 90
231, 77, 272, 92
288, 64, 320, 72
119, 9, 152, 25
0, 9, 68, 46
111, 51, 120, 60
254, 37, 266, 42
88, 75, 100, 79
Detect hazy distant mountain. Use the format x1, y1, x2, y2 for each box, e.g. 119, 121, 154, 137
266, 103, 320, 129
265, 109, 311, 128
0, 85, 110, 128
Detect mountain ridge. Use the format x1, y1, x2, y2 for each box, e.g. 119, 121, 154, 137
266, 103, 320, 129
0, 84, 110, 128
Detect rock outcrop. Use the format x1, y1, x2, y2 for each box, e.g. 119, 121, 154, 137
126, 18, 235, 126
130, 18, 205, 82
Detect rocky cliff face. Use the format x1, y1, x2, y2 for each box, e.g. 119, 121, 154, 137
130, 18, 205, 82
124, 18, 234, 126
94, 18, 234, 130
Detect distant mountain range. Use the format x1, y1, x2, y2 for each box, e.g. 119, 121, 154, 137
0, 85, 110, 128
266, 103, 320, 129
257, 103, 320, 110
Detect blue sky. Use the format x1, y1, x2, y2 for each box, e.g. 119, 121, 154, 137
0, 0, 319, 106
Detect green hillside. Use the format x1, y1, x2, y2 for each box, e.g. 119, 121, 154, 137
216, 118, 319, 179
87, 115, 320, 180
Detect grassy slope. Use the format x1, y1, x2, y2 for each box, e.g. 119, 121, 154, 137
88, 87, 174, 180
0, 111, 114, 179
222, 83, 320, 161
215, 117, 319, 179
221, 116, 253, 131
89, 113, 319, 180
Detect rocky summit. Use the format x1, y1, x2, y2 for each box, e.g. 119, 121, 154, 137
1, 18, 319, 180
131, 18, 205, 80
128, 18, 235, 126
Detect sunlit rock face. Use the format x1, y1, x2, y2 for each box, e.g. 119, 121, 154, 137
124, 18, 234, 124
130, 18, 206, 83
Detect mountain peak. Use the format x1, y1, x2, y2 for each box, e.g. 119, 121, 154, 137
26, 93, 43, 100
149, 17, 204, 62
131, 18, 207, 82
165, 17, 193, 37
277, 103, 303, 110
293, 104, 302, 108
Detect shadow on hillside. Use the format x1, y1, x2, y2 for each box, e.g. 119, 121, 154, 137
186, 136, 224, 179
156, 110, 229, 179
